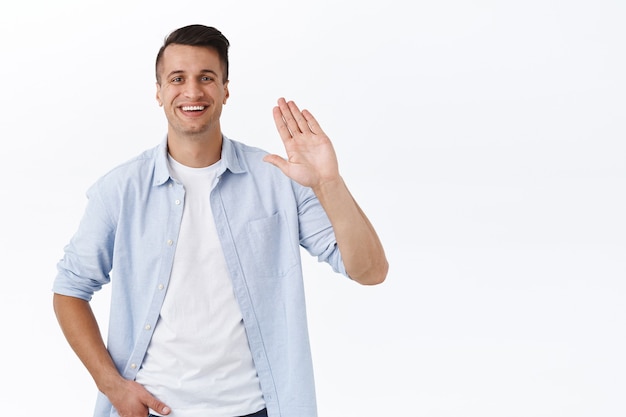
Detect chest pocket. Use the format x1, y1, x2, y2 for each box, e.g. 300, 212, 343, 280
243, 211, 299, 277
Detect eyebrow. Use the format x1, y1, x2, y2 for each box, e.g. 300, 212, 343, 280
166, 69, 218, 79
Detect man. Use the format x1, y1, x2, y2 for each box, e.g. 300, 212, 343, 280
53, 24, 388, 417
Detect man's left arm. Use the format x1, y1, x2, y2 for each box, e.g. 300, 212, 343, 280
264, 98, 388, 285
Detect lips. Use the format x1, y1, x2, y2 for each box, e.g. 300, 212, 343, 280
181, 105, 206, 112
177, 104, 209, 119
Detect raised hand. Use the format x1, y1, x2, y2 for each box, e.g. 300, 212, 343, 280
263, 97, 388, 285
263, 98, 340, 190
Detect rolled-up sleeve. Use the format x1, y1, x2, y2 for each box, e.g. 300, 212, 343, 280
295, 182, 348, 278
53, 181, 116, 301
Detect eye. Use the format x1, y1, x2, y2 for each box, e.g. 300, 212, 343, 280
201, 76, 214, 82
170, 76, 183, 83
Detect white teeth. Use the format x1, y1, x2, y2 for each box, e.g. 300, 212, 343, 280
181, 106, 205, 111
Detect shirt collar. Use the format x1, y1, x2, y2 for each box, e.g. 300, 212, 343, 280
220, 135, 246, 175
152, 135, 246, 187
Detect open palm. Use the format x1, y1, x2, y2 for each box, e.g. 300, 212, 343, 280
263, 98, 340, 189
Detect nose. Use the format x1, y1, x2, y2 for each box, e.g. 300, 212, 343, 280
183, 79, 204, 99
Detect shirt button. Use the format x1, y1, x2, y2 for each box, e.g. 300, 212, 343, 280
167, 239, 173, 246
175, 199, 181, 205
145, 324, 151, 330
168, 183, 173, 188
130, 363, 137, 369
158, 284, 164, 290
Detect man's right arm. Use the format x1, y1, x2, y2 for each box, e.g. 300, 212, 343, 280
53, 294, 170, 417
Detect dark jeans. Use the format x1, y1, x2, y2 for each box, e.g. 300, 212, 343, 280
149, 408, 267, 417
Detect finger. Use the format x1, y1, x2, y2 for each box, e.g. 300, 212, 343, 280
276, 98, 304, 136
144, 393, 171, 416
273, 106, 293, 142
302, 109, 325, 136
286, 100, 312, 135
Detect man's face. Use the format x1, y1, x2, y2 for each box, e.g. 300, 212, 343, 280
156, 44, 229, 139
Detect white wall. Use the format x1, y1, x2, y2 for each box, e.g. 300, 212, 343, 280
1, 0, 624, 416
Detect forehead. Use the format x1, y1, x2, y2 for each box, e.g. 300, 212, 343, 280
160, 44, 223, 75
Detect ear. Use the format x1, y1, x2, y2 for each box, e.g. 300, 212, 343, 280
156, 82, 163, 106
223, 80, 230, 105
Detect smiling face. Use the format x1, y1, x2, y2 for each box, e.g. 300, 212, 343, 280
156, 44, 229, 142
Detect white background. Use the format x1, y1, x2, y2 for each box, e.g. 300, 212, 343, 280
1, 0, 624, 416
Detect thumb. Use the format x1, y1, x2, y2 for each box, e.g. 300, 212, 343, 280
145, 394, 171, 416
263, 154, 289, 172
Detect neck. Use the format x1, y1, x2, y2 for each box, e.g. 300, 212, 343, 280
167, 130, 222, 168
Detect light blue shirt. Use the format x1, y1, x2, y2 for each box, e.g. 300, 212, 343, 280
53, 136, 348, 417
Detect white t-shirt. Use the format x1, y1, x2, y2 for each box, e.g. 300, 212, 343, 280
135, 155, 264, 417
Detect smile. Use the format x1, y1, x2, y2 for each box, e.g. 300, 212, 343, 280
181, 106, 206, 111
